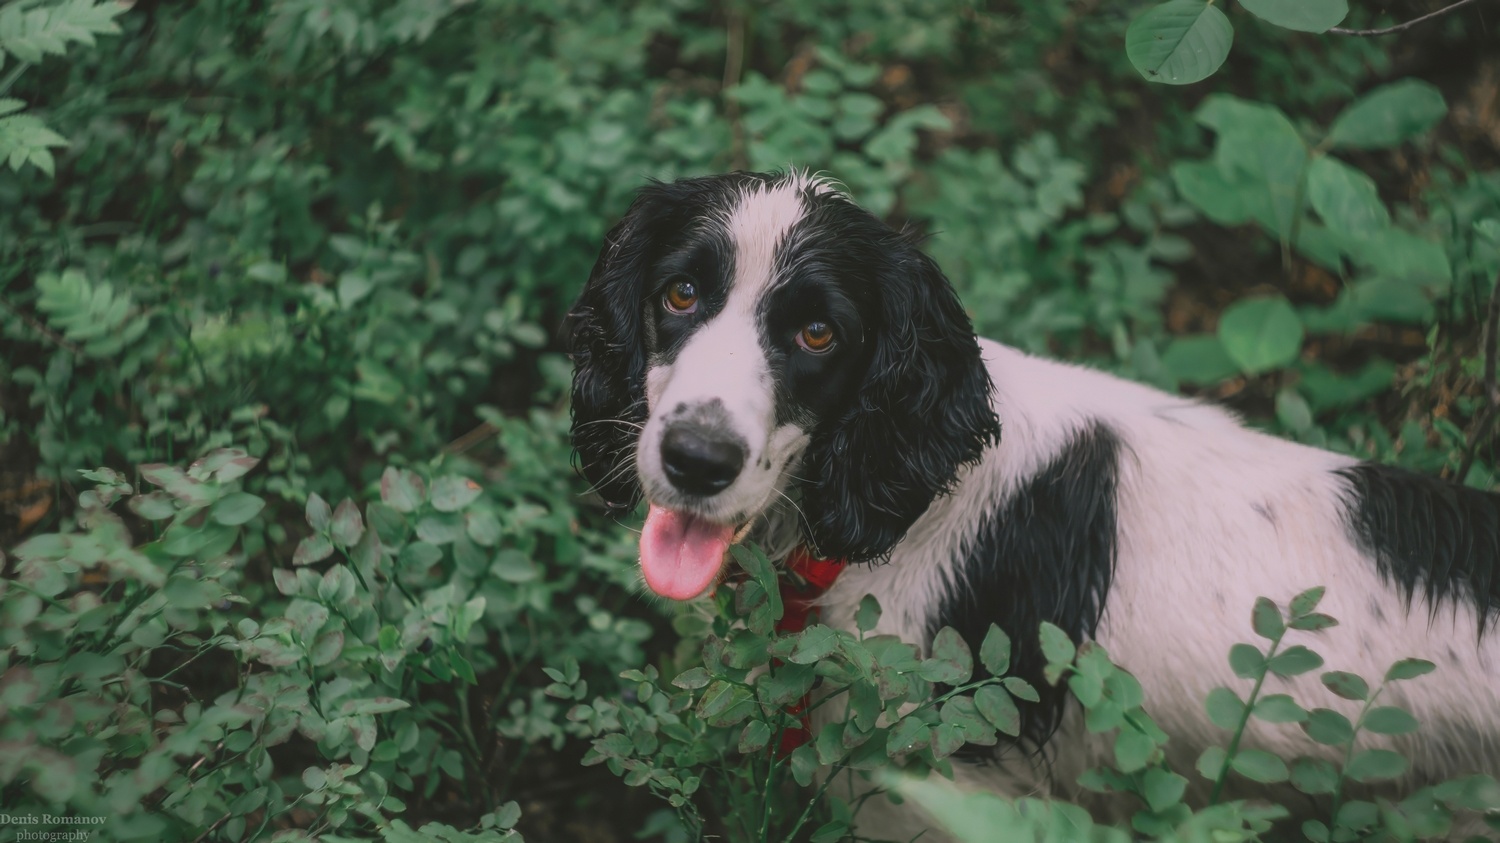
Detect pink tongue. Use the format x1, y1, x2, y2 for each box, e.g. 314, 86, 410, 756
639, 505, 736, 600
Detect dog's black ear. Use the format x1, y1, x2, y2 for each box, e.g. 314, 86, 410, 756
802, 235, 1000, 561
566, 185, 689, 514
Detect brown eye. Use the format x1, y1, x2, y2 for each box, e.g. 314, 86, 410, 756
797, 321, 835, 353
664, 280, 698, 314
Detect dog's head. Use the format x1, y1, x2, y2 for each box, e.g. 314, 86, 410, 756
568, 171, 999, 600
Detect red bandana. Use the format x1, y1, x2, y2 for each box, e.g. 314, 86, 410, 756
774, 546, 847, 753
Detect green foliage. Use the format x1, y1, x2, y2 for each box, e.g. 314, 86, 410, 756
574, 545, 1039, 841
3, 0, 1499, 840
0, 0, 125, 174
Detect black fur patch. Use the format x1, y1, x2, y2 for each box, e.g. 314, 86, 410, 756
1338, 463, 1500, 631
931, 422, 1122, 753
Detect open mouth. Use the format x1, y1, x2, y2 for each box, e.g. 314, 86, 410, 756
639, 504, 750, 600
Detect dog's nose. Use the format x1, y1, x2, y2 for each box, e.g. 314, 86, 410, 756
661, 425, 745, 496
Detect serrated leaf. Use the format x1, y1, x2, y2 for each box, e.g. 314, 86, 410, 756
1238, 0, 1347, 32
924, 627, 973, 684
1125, 0, 1234, 86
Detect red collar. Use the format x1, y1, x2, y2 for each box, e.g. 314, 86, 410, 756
775, 546, 847, 634
773, 546, 846, 753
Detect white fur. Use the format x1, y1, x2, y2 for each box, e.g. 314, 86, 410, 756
815, 341, 1500, 837
639, 181, 816, 526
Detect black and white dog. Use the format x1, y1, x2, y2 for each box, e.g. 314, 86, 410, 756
567, 170, 1500, 832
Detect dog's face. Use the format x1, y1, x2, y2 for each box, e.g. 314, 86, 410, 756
569, 171, 999, 600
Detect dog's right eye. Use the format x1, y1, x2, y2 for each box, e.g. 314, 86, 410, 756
664, 280, 699, 314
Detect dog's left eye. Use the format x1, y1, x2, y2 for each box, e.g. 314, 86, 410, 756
663, 280, 699, 314
797, 321, 835, 353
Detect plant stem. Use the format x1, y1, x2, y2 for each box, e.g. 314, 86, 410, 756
1209, 635, 1284, 804
1329, 0, 1485, 36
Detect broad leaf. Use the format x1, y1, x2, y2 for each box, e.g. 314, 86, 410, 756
1126, 0, 1234, 86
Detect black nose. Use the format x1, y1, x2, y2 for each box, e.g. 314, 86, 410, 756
660, 425, 746, 496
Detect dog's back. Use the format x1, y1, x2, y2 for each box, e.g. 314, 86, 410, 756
818, 340, 1500, 830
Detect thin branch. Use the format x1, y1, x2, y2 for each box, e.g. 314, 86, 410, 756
1328, 0, 1486, 36
1458, 270, 1500, 481
723, 3, 748, 170
0, 296, 84, 355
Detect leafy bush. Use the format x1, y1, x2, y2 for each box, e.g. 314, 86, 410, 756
3, 0, 1499, 840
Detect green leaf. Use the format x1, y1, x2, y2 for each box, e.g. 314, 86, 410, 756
1327, 80, 1447, 150
1291, 757, 1340, 795
1362, 705, 1418, 735
1114, 727, 1155, 773
739, 720, 770, 754
1205, 687, 1245, 730
1307, 156, 1390, 237
1303, 707, 1354, 746
671, 667, 711, 690
1038, 622, 1076, 679
1385, 658, 1436, 682
1321, 670, 1369, 702
979, 624, 1012, 676
330, 499, 365, 548
306, 492, 332, 531
1197, 746, 1227, 780
1237, 0, 1347, 32
855, 594, 881, 633
788, 625, 840, 664
1289, 586, 1326, 617
922, 627, 973, 684
211, 492, 265, 526
1252, 694, 1307, 724
1219, 297, 1304, 375
1267, 645, 1323, 677
886, 716, 930, 759
430, 476, 483, 512
1196, 95, 1308, 239
1142, 768, 1188, 813
975, 686, 1021, 737
1228, 643, 1264, 678
380, 467, 426, 513
1125, 0, 1234, 86
1346, 748, 1407, 783
1161, 334, 1240, 385
1231, 748, 1289, 783
294, 534, 335, 566
790, 744, 817, 786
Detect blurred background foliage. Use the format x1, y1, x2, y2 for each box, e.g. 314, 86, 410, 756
0, 0, 1497, 840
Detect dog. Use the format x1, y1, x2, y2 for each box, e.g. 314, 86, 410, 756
566, 170, 1500, 836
